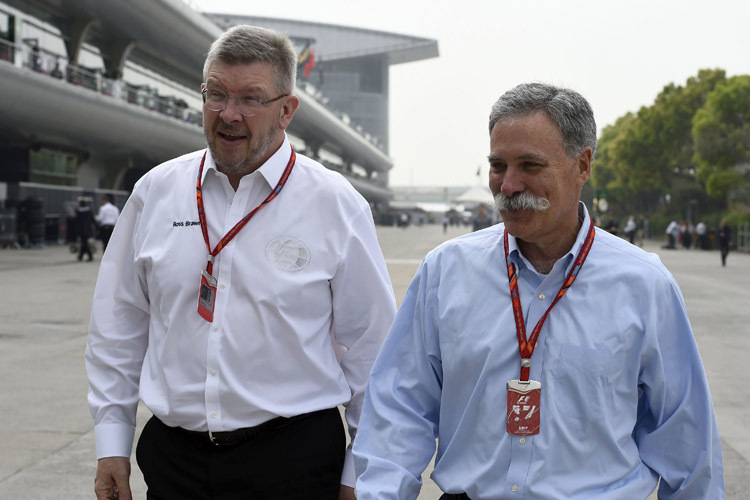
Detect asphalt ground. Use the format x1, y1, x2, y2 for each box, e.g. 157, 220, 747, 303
0, 223, 747, 499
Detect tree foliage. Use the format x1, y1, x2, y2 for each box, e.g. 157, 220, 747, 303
592, 68, 738, 216
692, 75, 750, 197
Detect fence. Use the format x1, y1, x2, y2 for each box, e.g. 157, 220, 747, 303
738, 222, 750, 253
0, 38, 203, 127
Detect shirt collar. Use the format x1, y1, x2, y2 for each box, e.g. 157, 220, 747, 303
507, 201, 592, 276
202, 134, 292, 188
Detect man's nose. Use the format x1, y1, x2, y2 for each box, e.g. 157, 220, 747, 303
220, 97, 244, 122
500, 166, 525, 197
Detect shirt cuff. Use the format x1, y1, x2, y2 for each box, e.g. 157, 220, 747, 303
341, 447, 356, 488
94, 422, 136, 459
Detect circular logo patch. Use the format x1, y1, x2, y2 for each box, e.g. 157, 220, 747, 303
265, 236, 311, 271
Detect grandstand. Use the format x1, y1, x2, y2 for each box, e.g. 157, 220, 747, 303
0, 0, 438, 245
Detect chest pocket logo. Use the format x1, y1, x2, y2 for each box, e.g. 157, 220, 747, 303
265, 236, 311, 271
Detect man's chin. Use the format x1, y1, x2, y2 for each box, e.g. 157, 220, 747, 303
212, 152, 249, 175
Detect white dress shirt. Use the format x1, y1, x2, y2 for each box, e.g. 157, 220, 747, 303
96, 202, 120, 226
86, 137, 397, 486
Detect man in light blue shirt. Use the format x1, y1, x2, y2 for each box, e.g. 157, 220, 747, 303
353, 83, 723, 499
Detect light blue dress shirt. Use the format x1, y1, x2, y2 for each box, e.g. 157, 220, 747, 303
354, 204, 723, 499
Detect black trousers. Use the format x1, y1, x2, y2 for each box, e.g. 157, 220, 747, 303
78, 236, 92, 260
721, 245, 730, 266
100, 224, 114, 251
136, 408, 345, 500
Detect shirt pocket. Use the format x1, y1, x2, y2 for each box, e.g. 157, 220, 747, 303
552, 343, 616, 421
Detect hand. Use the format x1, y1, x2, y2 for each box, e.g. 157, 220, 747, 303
339, 484, 356, 500
94, 457, 132, 500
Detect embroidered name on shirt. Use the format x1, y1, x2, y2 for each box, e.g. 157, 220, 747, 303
173, 220, 201, 227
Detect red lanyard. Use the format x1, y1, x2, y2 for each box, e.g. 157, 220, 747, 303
503, 216, 595, 381
196, 147, 296, 275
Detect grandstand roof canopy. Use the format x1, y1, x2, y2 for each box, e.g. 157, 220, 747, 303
4, 0, 219, 90
207, 14, 439, 65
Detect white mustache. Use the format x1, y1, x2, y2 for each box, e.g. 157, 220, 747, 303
494, 192, 551, 212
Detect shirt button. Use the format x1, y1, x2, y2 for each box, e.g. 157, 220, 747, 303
538, 293, 545, 300
213, 325, 219, 331
512, 484, 518, 492
220, 283, 226, 289
519, 438, 526, 445
210, 369, 216, 376
210, 412, 217, 418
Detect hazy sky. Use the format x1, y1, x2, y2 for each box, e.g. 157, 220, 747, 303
191, 0, 750, 187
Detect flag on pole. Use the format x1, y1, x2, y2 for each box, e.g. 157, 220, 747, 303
303, 49, 316, 78
298, 44, 316, 79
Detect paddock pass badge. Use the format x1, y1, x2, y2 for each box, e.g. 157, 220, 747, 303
197, 269, 217, 322
506, 379, 541, 435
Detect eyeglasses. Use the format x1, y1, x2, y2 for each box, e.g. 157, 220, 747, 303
201, 88, 288, 116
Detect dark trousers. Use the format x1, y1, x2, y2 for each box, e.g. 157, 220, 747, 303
721, 245, 730, 266
78, 236, 92, 260
136, 408, 345, 500
100, 224, 114, 251
440, 494, 471, 500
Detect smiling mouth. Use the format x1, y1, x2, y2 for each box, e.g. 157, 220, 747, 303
218, 131, 247, 144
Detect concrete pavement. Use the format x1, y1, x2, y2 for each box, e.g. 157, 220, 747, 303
0, 224, 747, 498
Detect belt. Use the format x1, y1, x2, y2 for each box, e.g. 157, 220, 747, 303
169, 411, 318, 446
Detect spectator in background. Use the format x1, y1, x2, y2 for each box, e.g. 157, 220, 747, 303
75, 198, 95, 262
695, 221, 707, 250
31, 44, 43, 72
472, 204, 492, 232
51, 59, 64, 79
636, 215, 646, 247
665, 219, 679, 249
604, 215, 619, 236
95, 194, 120, 252
719, 219, 732, 266
681, 220, 692, 249
623, 215, 636, 244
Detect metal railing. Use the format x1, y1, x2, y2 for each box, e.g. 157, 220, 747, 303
738, 222, 749, 252
1, 37, 389, 156
0, 38, 203, 127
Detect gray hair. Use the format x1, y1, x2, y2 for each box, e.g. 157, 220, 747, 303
203, 25, 297, 94
488, 82, 597, 159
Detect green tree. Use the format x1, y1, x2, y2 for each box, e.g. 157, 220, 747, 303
591, 113, 638, 211
692, 75, 750, 197
594, 69, 728, 216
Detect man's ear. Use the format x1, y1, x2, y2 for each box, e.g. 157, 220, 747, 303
576, 147, 593, 184
279, 95, 300, 131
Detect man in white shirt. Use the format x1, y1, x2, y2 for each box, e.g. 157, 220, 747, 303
86, 25, 396, 500
95, 194, 119, 251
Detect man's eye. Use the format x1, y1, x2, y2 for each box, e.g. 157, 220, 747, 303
206, 90, 225, 101
241, 96, 262, 106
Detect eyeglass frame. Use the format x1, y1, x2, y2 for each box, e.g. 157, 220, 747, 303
201, 87, 289, 116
